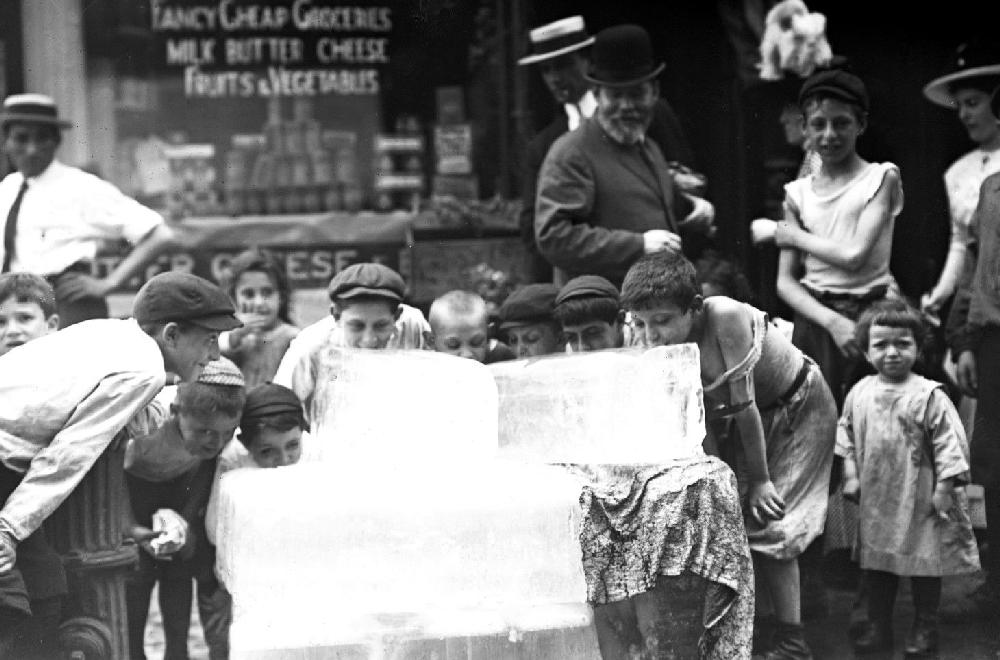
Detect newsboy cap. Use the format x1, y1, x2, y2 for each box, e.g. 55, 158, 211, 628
133, 271, 241, 330
798, 69, 869, 113
497, 283, 559, 330
555, 275, 620, 306
327, 263, 405, 303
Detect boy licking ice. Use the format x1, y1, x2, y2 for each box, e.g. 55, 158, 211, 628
553, 275, 626, 353
429, 289, 515, 363
0, 273, 59, 357
0, 271, 240, 657
124, 357, 246, 660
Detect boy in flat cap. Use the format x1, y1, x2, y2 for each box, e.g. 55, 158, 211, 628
124, 357, 246, 660
428, 289, 515, 364
0, 270, 240, 656
274, 262, 430, 424
496, 283, 562, 358
553, 275, 626, 353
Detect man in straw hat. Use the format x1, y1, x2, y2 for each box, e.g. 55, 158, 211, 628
0, 93, 176, 327
518, 17, 696, 284
947, 83, 1000, 624
533, 24, 715, 289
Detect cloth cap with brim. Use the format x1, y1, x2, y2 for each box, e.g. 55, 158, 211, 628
133, 271, 242, 331
923, 40, 1000, 109
518, 15, 595, 66
798, 69, 869, 113
1, 93, 72, 129
555, 275, 620, 306
198, 357, 245, 387
327, 263, 405, 303
584, 24, 665, 87
241, 383, 308, 430
497, 283, 559, 330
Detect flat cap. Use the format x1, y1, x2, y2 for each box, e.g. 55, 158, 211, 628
133, 271, 241, 330
241, 383, 307, 430
799, 69, 869, 113
555, 275, 620, 306
497, 283, 559, 330
327, 263, 405, 303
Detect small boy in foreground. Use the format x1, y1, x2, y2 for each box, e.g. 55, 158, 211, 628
429, 289, 515, 363
0, 273, 59, 357
495, 283, 562, 358
124, 357, 246, 660
553, 275, 626, 353
0, 271, 240, 657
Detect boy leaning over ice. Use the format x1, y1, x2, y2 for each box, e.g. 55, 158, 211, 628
0, 271, 241, 658
123, 357, 246, 660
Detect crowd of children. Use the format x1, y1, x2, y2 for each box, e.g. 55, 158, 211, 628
0, 66, 993, 660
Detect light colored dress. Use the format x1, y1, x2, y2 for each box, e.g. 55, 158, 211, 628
836, 374, 980, 576
702, 301, 838, 559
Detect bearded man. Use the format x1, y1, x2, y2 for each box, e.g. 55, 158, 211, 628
534, 24, 715, 288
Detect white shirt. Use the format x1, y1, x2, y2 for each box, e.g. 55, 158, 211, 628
0, 160, 164, 276
565, 90, 598, 132
0, 318, 166, 539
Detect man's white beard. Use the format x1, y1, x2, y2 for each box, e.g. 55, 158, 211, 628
597, 112, 649, 145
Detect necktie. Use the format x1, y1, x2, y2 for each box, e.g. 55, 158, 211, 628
2, 179, 28, 273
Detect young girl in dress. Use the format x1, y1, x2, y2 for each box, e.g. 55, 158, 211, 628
221, 248, 300, 387
622, 251, 838, 660
838, 299, 979, 656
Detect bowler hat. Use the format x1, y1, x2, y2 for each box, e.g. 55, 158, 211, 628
1, 93, 72, 129
923, 39, 1000, 109
327, 263, 405, 303
799, 69, 869, 113
518, 16, 595, 66
584, 24, 665, 87
555, 275, 620, 306
498, 283, 559, 330
133, 271, 241, 330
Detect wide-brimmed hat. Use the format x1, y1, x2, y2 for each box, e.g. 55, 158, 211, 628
584, 24, 664, 87
517, 16, 594, 66
923, 40, 1000, 109
1, 93, 72, 129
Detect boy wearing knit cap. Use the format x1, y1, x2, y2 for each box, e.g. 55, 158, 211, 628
496, 283, 563, 358
554, 275, 626, 353
124, 357, 247, 660
0, 270, 240, 658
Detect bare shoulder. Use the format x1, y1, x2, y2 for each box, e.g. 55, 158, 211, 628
705, 297, 753, 347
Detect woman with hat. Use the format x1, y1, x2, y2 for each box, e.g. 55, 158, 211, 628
920, 40, 1000, 322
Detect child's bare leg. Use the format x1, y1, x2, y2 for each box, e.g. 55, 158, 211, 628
592, 598, 642, 660
633, 574, 708, 659
755, 554, 800, 624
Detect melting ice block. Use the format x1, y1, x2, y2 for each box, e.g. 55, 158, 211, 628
490, 344, 706, 464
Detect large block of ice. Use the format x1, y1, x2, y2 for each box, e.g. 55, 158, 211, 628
490, 344, 705, 464
307, 349, 498, 465
216, 461, 590, 655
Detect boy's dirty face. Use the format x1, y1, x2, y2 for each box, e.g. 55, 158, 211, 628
0, 297, 57, 356
335, 300, 398, 349
164, 324, 221, 382
433, 311, 489, 363
561, 319, 622, 354
629, 303, 695, 348
505, 322, 561, 359
177, 411, 240, 459
865, 324, 917, 383
248, 426, 303, 468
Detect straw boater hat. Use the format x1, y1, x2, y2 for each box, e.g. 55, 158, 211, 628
517, 16, 595, 66
0, 93, 72, 129
584, 24, 665, 87
923, 40, 1000, 109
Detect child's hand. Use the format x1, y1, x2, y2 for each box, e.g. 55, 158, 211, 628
841, 477, 860, 503
932, 483, 955, 522
129, 524, 165, 557
749, 480, 786, 524
827, 316, 861, 360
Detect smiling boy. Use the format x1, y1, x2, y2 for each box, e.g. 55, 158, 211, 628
0, 270, 240, 656
0, 273, 59, 357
